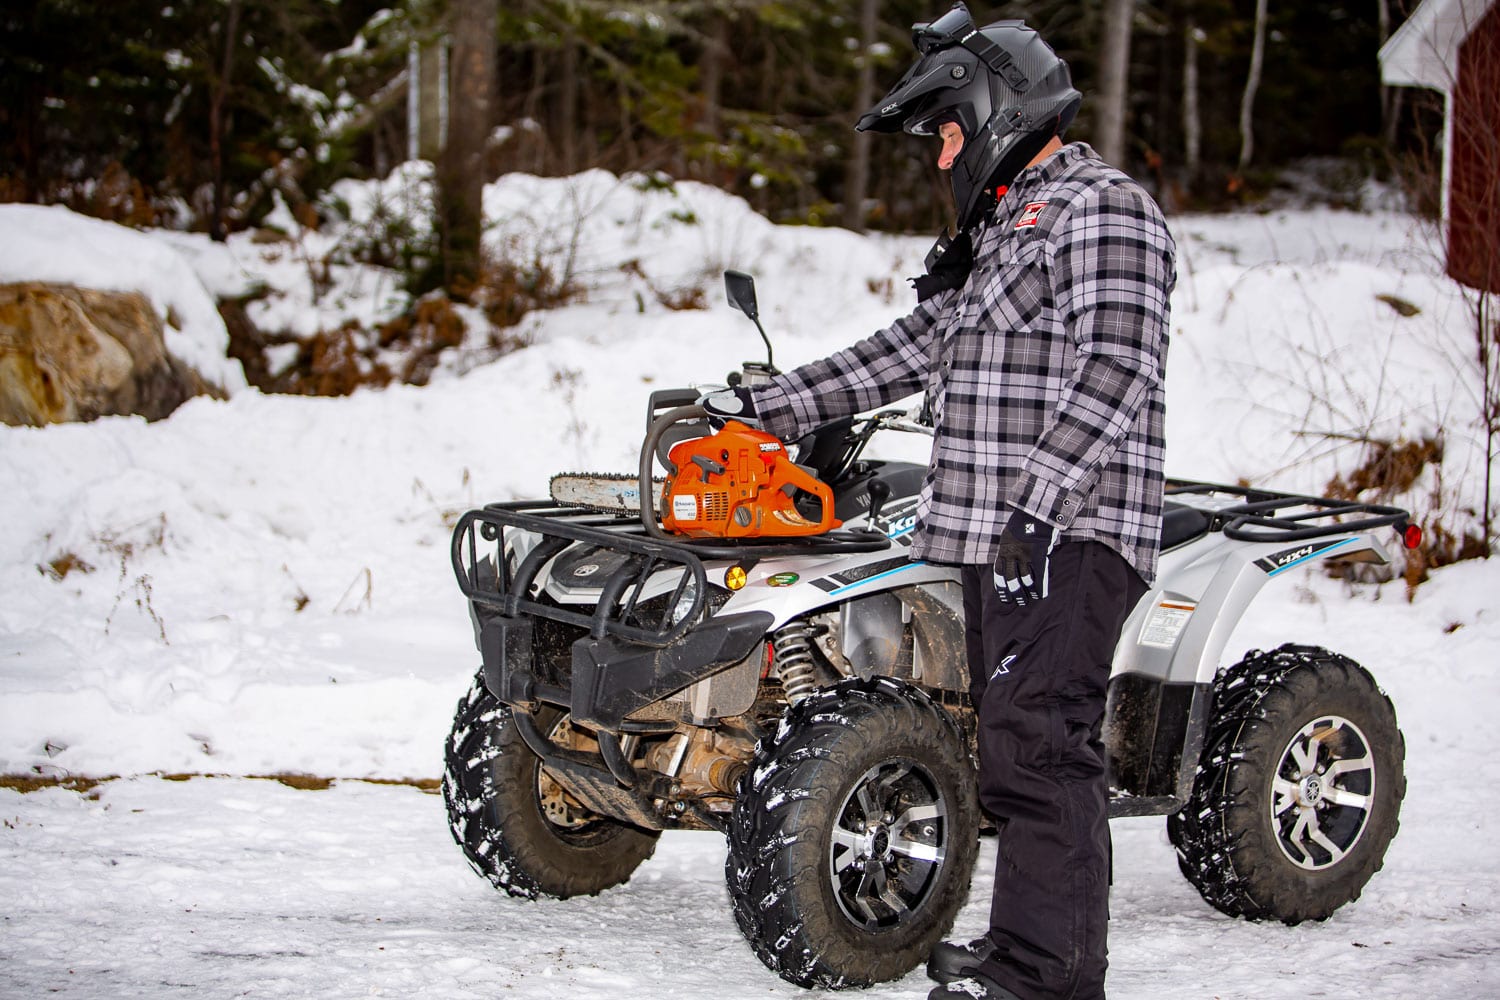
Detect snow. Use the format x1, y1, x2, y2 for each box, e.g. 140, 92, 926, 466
1167, 210, 1482, 498
2, 169, 1499, 997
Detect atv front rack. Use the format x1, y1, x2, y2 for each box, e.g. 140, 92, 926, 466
1165, 479, 1414, 543
455, 499, 889, 639
452, 499, 888, 731
454, 501, 712, 649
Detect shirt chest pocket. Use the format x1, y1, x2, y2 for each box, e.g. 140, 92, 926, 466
974, 227, 1042, 272
952, 239, 1050, 367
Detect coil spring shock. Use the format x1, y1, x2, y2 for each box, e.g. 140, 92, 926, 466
771, 621, 819, 706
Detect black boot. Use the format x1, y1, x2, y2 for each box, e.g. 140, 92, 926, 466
926, 968, 1025, 1000
926, 935, 996, 984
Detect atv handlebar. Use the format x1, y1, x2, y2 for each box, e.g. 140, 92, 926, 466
865, 409, 935, 437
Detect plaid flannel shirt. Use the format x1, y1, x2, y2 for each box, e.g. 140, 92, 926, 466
756, 142, 1176, 582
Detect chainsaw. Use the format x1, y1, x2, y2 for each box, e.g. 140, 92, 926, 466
550, 413, 841, 539
662, 419, 840, 538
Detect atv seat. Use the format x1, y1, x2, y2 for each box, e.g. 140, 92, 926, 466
1161, 502, 1212, 551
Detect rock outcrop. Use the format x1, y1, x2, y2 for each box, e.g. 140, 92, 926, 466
0, 282, 223, 426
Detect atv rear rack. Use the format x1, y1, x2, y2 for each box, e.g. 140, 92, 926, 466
1165, 479, 1414, 543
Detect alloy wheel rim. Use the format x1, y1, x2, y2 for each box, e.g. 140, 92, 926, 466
1269, 714, 1376, 871
827, 757, 948, 930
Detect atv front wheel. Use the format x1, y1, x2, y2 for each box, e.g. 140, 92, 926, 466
725, 677, 980, 989
442, 671, 659, 899
1168, 644, 1405, 924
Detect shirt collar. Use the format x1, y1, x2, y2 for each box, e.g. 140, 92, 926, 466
995, 141, 1097, 211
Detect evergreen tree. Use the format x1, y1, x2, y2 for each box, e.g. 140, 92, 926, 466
0, 0, 1418, 241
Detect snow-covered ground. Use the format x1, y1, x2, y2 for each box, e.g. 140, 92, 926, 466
1, 170, 1497, 997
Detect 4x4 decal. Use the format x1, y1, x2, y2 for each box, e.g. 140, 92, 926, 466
1255, 537, 1355, 576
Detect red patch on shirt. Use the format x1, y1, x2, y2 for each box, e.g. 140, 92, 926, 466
1014, 201, 1047, 229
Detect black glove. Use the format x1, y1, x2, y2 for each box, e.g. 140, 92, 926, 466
991, 509, 1059, 609
912, 229, 973, 303
697, 386, 759, 428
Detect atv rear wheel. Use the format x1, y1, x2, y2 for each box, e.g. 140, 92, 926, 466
725, 677, 980, 989
443, 672, 659, 899
1168, 644, 1405, 924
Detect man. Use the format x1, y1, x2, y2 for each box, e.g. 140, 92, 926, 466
704, 4, 1174, 999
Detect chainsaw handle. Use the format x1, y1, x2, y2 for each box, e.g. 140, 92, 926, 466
773, 457, 840, 534
640, 404, 708, 539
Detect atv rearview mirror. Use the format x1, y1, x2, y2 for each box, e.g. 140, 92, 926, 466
724, 270, 758, 320
724, 270, 775, 373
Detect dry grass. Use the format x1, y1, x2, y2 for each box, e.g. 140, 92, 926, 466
1324, 434, 1488, 596
37, 551, 95, 581
1, 772, 442, 795
233, 254, 572, 398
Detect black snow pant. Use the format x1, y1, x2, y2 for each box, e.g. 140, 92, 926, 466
960, 541, 1148, 1000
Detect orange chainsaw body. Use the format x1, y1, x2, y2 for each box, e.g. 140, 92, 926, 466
661, 421, 842, 538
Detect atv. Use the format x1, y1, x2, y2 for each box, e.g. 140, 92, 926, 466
441, 272, 1417, 989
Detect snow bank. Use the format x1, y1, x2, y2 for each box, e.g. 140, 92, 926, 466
0, 203, 247, 391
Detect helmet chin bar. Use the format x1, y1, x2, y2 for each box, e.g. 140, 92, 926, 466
856, 5, 1082, 232
951, 118, 1055, 231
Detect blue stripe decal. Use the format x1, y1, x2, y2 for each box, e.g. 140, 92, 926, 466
1265, 537, 1355, 576
827, 561, 924, 596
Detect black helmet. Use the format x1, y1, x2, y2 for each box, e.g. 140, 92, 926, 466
856, 3, 1082, 230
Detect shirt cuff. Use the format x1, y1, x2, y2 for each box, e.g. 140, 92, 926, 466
1008, 473, 1087, 532
750, 381, 800, 440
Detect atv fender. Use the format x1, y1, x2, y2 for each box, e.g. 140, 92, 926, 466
1105, 526, 1396, 809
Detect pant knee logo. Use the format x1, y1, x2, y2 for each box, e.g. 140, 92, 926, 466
990, 653, 1018, 681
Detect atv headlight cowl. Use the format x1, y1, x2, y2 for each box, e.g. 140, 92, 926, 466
628, 581, 731, 631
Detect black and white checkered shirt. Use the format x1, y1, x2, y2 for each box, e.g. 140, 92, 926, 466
756, 142, 1175, 582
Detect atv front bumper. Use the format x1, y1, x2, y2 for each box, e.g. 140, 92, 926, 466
476, 605, 772, 731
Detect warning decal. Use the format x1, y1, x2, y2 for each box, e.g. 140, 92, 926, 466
1138, 600, 1196, 649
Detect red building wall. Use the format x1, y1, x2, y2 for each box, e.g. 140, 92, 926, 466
1448, 1, 1500, 293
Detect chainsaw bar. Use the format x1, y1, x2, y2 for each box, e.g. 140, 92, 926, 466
549, 473, 663, 515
